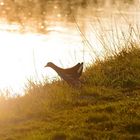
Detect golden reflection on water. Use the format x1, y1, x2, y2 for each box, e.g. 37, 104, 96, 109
0, 23, 88, 95
0, 8, 140, 95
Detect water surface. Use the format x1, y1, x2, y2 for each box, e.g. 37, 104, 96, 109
0, 7, 140, 95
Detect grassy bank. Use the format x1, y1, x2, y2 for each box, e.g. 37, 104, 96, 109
0, 45, 140, 140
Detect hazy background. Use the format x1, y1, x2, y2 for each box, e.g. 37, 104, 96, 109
0, 0, 140, 95
0, 0, 139, 33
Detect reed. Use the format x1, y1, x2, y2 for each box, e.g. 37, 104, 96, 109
0, 13, 140, 140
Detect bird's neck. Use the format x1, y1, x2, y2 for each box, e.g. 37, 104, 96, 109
49, 63, 63, 72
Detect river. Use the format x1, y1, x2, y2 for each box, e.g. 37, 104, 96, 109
0, 7, 140, 95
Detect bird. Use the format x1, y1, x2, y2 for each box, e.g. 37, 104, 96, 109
44, 62, 83, 86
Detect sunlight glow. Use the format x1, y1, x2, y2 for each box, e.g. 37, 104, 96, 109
0, 8, 138, 96
0, 2, 4, 6
54, 6, 58, 9
57, 14, 61, 18
0, 23, 85, 95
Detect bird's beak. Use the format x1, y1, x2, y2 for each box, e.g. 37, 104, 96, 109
44, 64, 48, 67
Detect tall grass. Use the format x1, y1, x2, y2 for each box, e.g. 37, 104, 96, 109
0, 13, 140, 139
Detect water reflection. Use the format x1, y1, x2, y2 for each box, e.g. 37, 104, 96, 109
0, 22, 89, 95
0, 5, 140, 95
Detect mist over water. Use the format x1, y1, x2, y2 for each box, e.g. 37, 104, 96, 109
0, 0, 139, 33
0, 0, 140, 95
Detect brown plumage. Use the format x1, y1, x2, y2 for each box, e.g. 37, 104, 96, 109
45, 62, 83, 86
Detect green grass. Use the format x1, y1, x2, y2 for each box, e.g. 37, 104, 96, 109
0, 45, 140, 140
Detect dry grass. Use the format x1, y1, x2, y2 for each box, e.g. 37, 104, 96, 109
0, 43, 139, 139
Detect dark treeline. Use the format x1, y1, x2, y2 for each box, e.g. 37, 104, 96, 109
0, 0, 136, 33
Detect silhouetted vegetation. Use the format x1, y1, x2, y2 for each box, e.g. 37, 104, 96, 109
0, 0, 139, 139
0, 43, 140, 139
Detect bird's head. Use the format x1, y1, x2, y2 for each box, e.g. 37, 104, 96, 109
44, 62, 54, 67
